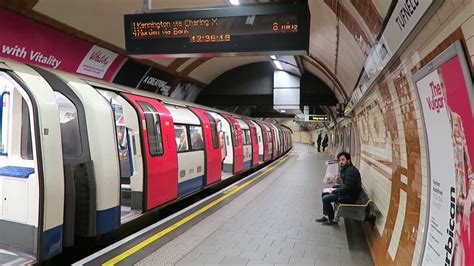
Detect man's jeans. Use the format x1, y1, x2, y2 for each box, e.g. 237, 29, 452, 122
321, 192, 354, 220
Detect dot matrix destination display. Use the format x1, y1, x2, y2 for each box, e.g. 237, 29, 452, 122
130, 14, 298, 42
124, 3, 310, 58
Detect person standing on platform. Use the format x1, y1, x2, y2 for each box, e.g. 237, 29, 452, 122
322, 134, 329, 152
316, 151, 361, 225
317, 133, 322, 152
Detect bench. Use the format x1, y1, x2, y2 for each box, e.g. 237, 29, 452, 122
334, 188, 377, 224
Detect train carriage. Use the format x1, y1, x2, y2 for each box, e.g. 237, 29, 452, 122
0, 58, 291, 263
190, 107, 222, 186
0, 61, 65, 261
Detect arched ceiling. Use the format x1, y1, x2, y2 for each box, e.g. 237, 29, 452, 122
1, 0, 393, 104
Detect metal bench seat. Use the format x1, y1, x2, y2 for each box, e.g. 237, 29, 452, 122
334, 189, 376, 222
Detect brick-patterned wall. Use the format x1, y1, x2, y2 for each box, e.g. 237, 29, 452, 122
352, 0, 473, 265
324, 0, 371, 55
350, 0, 383, 36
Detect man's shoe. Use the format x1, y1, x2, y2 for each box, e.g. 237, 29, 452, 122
315, 216, 328, 222
321, 220, 338, 226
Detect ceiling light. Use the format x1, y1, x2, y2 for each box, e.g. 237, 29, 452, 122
270, 55, 277, 60
273, 60, 283, 70
280, 110, 286, 113
230, 0, 240, 5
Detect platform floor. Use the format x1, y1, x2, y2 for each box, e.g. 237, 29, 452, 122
77, 143, 373, 266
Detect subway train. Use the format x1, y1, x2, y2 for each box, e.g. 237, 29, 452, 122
0, 59, 292, 262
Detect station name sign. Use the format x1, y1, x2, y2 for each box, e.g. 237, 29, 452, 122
123, 3, 310, 58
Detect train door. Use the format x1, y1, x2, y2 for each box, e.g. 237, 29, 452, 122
268, 124, 277, 159
279, 128, 285, 153
95, 89, 144, 222
49, 71, 122, 236
281, 129, 286, 152
166, 105, 205, 196
275, 126, 282, 156
256, 122, 270, 162
190, 107, 221, 186
250, 120, 264, 163
32, 67, 100, 245
209, 112, 233, 179
123, 94, 178, 210
243, 119, 259, 167
237, 119, 252, 170
0, 62, 64, 262
223, 114, 243, 173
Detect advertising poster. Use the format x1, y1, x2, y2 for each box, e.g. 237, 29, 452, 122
0, 8, 124, 81
170, 82, 203, 102
76, 45, 119, 79
440, 56, 474, 266
112, 59, 150, 87
419, 55, 474, 266
137, 68, 179, 96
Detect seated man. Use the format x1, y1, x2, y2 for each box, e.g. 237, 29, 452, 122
316, 151, 362, 225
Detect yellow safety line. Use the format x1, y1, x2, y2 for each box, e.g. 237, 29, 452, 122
103, 156, 289, 265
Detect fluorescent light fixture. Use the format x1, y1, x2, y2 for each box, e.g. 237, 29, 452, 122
270, 55, 277, 60
280, 110, 286, 113
230, 0, 240, 5
273, 60, 283, 70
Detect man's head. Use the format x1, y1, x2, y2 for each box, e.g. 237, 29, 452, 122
337, 151, 351, 166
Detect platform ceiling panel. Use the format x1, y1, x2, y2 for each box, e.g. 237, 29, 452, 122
29, 0, 383, 96
188, 56, 268, 84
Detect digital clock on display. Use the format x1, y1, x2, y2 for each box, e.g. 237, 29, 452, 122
190, 34, 231, 43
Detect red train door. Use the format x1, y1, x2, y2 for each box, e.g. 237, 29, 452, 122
255, 121, 270, 162
268, 124, 277, 159
191, 107, 222, 185
123, 94, 178, 210
223, 114, 243, 173
244, 119, 259, 166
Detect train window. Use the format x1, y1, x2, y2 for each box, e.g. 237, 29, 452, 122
138, 101, 164, 156
20, 99, 33, 160
258, 135, 262, 143
267, 131, 272, 143
189, 126, 204, 150
206, 114, 219, 149
232, 124, 239, 147
241, 129, 247, 145
54, 92, 82, 158
174, 125, 189, 152
97, 90, 133, 178
245, 130, 251, 145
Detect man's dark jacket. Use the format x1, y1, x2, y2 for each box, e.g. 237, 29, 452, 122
332, 163, 361, 200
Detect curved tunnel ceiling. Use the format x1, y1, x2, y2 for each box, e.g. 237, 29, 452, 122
2, 0, 393, 110
196, 61, 337, 118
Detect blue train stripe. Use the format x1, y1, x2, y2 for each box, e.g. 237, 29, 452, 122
41, 225, 63, 259
243, 160, 252, 170
96, 206, 120, 235
178, 175, 204, 196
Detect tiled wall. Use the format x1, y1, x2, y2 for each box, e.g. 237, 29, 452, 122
350, 0, 473, 265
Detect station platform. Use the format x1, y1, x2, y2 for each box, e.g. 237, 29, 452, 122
75, 144, 373, 266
